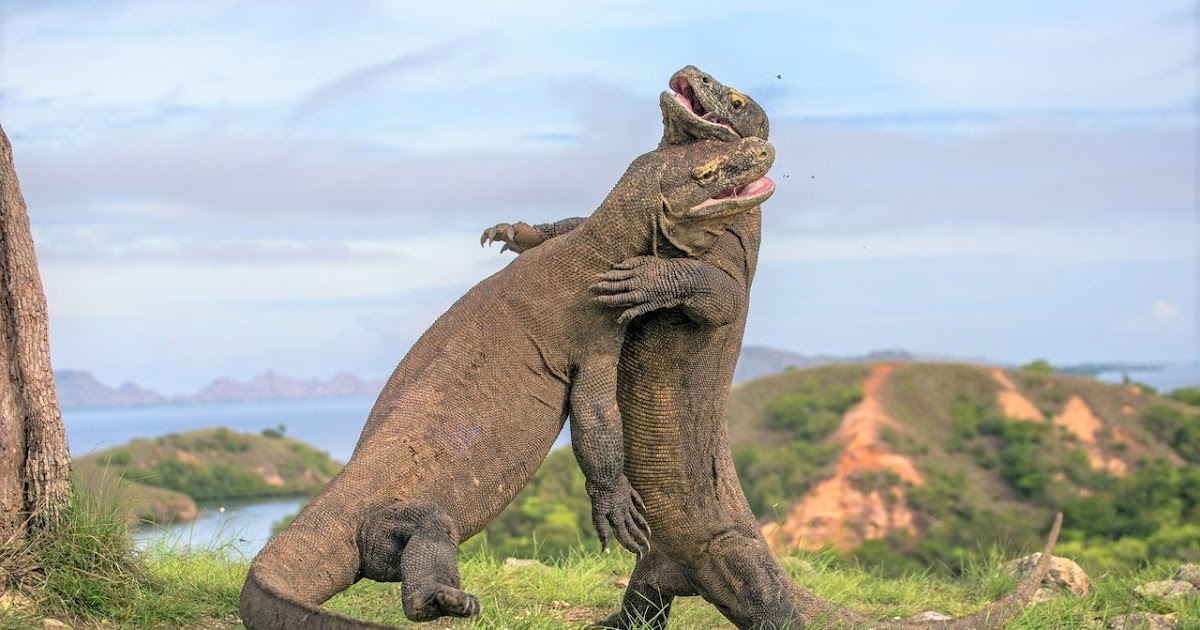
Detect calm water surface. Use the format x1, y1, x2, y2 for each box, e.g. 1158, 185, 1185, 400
63, 396, 570, 555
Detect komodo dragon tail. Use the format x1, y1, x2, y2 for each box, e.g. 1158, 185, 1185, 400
241, 566, 407, 630
239, 500, 410, 630
789, 513, 1063, 629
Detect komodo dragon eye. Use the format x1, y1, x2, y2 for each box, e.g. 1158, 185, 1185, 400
692, 160, 720, 184
730, 90, 747, 110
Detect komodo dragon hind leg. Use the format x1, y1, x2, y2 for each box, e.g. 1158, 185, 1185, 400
692, 531, 808, 629
357, 502, 481, 621
590, 550, 691, 630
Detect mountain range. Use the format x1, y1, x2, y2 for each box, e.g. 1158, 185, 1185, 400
54, 369, 386, 409
55, 346, 1180, 410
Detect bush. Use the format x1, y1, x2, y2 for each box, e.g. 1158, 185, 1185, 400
764, 380, 861, 441
261, 424, 288, 439
1020, 359, 1056, 375
1168, 386, 1200, 407
1145, 404, 1200, 463
734, 441, 840, 517
136, 459, 273, 500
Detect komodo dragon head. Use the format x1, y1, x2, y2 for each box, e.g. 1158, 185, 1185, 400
661, 65, 770, 145
651, 136, 775, 256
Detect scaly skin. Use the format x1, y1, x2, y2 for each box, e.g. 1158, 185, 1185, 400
239, 136, 777, 629
484, 66, 1063, 630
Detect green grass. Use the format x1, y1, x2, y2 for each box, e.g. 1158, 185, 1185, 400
4, 500, 1197, 630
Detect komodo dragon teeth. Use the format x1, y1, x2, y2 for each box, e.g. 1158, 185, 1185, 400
483, 66, 1065, 630
239, 125, 775, 626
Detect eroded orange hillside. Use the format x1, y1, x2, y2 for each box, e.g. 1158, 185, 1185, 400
763, 364, 923, 552
990, 368, 1043, 421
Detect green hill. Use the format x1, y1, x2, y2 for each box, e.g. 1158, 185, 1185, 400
479, 362, 1200, 576
73, 427, 342, 525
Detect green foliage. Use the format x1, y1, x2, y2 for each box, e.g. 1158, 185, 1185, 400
978, 417, 1062, 501
1063, 459, 1200, 543
261, 423, 288, 439
0, 487, 240, 627
136, 459, 274, 501
100, 450, 131, 467
1167, 386, 1200, 407
77, 428, 341, 505
733, 441, 840, 517
1020, 359, 1056, 375
463, 448, 600, 559
764, 379, 862, 441
1144, 404, 1200, 463
945, 396, 1004, 453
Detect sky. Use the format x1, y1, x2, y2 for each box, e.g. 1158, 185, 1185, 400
1, 1, 1196, 394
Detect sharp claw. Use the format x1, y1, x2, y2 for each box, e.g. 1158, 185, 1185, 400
506, 225, 515, 241
501, 243, 511, 253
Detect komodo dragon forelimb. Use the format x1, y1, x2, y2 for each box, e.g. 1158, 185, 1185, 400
482, 66, 1064, 630
240, 133, 778, 629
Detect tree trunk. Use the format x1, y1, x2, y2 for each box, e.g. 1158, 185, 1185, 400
0, 122, 71, 543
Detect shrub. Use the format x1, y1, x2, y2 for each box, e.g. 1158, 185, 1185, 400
1168, 386, 1200, 407
764, 380, 861, 441
1020, 359, 1056, 375
1145, 404, 1200, 463
734, 441, 840, 517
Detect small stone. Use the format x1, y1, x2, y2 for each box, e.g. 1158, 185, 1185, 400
549, 600, 571, 609
0, 591, 33, 613
1002, 552, 1091, 599
1175, 563, 1200, 588
1107, 612, 1178, 630
502, 557, 545, 569
1134, 580, 1196, 601
910, 611, 953, 621
613, 576, 630, 588
43, 620, 71, 629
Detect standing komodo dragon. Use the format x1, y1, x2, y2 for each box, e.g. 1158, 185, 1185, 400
483, 66, 1063, 630
239, 135, 778, 628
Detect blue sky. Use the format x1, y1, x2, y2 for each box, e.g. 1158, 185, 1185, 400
2, 1, 1195, 393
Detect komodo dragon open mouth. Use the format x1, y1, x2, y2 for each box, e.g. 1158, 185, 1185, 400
688, 176, 775, 217
668, 76, 736, 133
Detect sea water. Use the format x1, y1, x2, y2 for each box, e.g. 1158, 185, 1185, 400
64, 396, 571, 556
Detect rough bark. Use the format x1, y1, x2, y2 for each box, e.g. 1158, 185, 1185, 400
0, 122, 71, 543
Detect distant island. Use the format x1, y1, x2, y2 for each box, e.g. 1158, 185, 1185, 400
56, 347, 1180, 409
732, 346, 994, 383
74, 427, 342, 525
55, 369, 386, 409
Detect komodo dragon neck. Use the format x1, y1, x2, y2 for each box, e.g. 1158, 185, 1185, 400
555, 156, 663, 266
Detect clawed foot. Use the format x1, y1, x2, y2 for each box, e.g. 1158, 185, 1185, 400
591, 256, 681, 323
406, 585, 481, 621
434, 588, 481, 618
480, 221, 545, 254
590, 476, 651, 556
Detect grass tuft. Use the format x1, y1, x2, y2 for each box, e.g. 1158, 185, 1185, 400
3, 494, 1198, 628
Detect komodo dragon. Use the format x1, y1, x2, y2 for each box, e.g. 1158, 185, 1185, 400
483, 66, 1063, 630
239, 135, 778, 628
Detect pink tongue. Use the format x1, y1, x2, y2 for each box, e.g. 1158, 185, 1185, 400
741, 177, 773, 196
674, 92, 695, 113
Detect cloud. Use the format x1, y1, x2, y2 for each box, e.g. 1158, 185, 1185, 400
289, 35, 492, 123
1121, 299, 1191, 333
18, 113, 1194, 234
